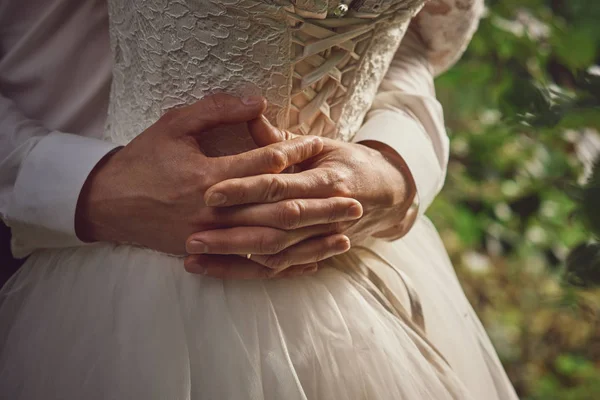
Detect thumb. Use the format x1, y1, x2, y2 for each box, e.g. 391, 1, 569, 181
167, 93, 267, 137
247, 115, 300, 147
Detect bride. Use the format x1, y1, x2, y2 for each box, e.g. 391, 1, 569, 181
0, 0, 518, 399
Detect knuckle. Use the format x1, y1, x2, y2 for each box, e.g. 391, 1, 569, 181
205, 94, 228, 113
262, 254, 288, 270
279, 200, 304, 229
322, 169, 352, 197
231, 184, 248, 204
266, 176, 287, 201
301, 136, 320, 158
326, 200, 340, 223
257, 232, 285, 255
192, 167, 210, 188
267, 149, 288, 172
322, 169, 336, 187
281, 129, 294, 141
331, 179, 352, 198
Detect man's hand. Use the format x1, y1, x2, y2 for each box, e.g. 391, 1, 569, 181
75, 94, 362, 255
185, 116, 415, 278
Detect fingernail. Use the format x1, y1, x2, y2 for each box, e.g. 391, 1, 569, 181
338, 236, 351, 252
187, 240, 208, 254
185, 262, 207, 275
206, 192, 227, 206
346, 204, 363, 219
241, 96, 263, 106
304, 264, 319, 274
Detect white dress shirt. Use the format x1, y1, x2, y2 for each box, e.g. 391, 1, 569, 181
0, 0, 476, 257
0, 0, 119, 256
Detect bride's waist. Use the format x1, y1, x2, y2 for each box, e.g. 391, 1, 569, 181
104, 98, 348, 153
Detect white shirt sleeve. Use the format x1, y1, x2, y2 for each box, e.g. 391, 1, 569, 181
0, 93, 119, 257
353, 0, 484, 213
352, 27, 448, 213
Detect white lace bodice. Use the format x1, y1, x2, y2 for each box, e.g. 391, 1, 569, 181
104, 0, 425, 153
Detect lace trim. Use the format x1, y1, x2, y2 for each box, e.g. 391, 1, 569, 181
105, 1, 422, 146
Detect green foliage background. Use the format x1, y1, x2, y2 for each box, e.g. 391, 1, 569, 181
429, 0, 600, 398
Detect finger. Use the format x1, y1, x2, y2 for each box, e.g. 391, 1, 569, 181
184, 254, 276, 279
247, 116, 304, 174
251, 234, 350, 272
248, 116, 337, 153
184, 255, 316, 280
206, 198, 362, 230
274, 263, 319, 279
205, 169, 343, 206
185, 222, 350, 257
247, 115, 299, 147
208, 136, 323, 187
163, 93, 267, 137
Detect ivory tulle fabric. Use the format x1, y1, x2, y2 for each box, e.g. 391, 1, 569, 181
0, 0, 519, 398
0, 219, 516, 399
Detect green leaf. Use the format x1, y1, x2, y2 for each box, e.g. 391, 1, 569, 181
552, 26, 599, 71
564, 242, 600, 287
581, 157, 600, 238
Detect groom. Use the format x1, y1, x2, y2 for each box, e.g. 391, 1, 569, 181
0, 1, 363, 282
1, 0, 413, 282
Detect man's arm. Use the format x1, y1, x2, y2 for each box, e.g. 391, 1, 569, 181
0, 93, 120, 257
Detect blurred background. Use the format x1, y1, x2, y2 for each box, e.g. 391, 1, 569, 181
429, 0, 600, 398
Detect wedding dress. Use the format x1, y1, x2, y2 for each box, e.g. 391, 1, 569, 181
0, 1, 519, 399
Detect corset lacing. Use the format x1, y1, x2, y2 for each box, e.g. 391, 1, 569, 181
280, 1, 416, 136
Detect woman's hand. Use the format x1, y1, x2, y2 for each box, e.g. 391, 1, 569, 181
185, 116, 416, 278
76, 94, 362, 256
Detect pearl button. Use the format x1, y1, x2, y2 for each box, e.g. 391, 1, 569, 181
333, 3, 348, 17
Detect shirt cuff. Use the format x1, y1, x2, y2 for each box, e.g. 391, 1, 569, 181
6, 132, 120, 257
353, 110, 443, 213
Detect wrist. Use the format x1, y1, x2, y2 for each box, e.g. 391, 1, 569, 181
358, 140, 417, 210
358, 140, 420, 240
75, 147, 123, 243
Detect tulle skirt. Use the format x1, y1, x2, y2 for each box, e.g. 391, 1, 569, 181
0, 218, 517, 399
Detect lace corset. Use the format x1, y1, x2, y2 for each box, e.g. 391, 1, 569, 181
105, 0, 425, 154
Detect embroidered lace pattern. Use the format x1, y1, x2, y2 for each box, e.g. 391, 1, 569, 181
104, 0, 423, 148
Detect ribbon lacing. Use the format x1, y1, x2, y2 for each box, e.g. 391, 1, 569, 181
280, 3, 412, 136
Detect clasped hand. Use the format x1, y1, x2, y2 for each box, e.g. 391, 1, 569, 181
76, 94, 411, 280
